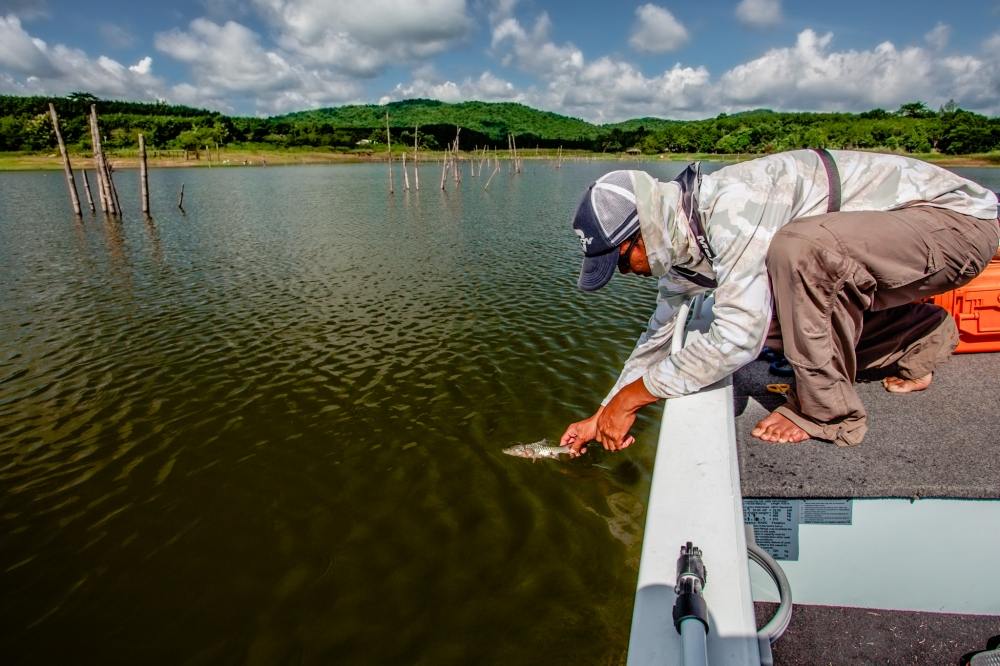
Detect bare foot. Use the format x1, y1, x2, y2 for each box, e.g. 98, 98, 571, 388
751, 411, 811, 444
882, 372, 932, 394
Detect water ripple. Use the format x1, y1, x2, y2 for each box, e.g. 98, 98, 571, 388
0, 161, 835, 664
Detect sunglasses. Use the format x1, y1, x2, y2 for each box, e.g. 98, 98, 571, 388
617, 231, 641, 273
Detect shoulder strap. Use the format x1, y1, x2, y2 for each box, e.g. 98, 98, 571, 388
675, 162, 716, 261
673, 162, 718, 289
672, 266, 717, 289
812, 148, 841, 213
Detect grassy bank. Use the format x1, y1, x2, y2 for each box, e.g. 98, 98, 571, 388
0, 148, 374, 171
2, 147, 998, 172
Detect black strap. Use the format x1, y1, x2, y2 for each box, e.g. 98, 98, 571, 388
812, 148, 841, 213
674, 162, 716, 261
672, 266, 717, 289
673, 162, 718, 289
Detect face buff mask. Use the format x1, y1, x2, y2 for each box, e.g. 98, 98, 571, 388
628, 171, 690, 278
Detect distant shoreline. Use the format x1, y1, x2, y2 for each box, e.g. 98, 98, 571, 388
1, 148, 998, 172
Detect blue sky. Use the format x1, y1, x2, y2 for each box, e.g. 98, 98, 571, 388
1, 0, 998, 121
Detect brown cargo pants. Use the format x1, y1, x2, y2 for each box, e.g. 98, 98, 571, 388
764, 206, 1000, 446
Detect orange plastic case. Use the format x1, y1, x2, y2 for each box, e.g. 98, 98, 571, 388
925, 258, 1000, 354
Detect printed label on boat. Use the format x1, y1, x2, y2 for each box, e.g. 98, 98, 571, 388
801, 499, 853, 525
743, 499, 801, 561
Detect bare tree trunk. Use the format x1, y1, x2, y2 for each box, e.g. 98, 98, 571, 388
139, 133, 150, 214
440, 152, 448, 191
483, 160, 501, 191
48, 103, 81, 216
386, 112, 393, 194
81, 170, 96, 213
413, 125, 420, 190
89, 106, 111, 214
177, 183, 185, 210
91, 104, 121, 216
484, 148, 501, 191
88, 113, 106, 212
105, 158, 122, 215
402, 151, 410, 190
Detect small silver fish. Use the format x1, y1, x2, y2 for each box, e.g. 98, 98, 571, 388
502, 439, 571, 461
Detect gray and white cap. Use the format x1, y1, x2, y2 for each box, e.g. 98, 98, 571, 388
571, 171, 640, 291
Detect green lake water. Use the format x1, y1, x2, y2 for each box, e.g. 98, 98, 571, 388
0, 160, 671, 665
1, 160, 997, 665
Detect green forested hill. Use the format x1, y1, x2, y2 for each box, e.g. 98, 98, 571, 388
279, 99, 600, 145
0, 93, 226, 153
0, 93, 997, 157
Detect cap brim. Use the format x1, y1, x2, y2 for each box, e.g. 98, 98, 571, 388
578, 248, 618, 291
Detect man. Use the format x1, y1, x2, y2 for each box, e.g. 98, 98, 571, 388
560, 150, 999, 455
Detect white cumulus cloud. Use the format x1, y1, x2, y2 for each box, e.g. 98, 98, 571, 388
486, 6, 711, 121
382, 70, 521, 104
487, 5, 1000, 121
985, 31, 1000, 56
629, 4, 688, 53
925, 22, 951, 50
0, 14, 162, 100
0, 15, 58, 76
491, 12, 584, 76
155, 18, 361, 113
156, 19, 298, 93
129, 56, 152, 75
251, 0, 472, 76
735, 0, 782, 28
717, 29, 999, 114
3, 1, 1000, 122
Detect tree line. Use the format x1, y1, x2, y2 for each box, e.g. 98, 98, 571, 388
0, 93, 997, 156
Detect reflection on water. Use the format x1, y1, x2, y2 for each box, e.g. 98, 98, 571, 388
2, 162, 997, 664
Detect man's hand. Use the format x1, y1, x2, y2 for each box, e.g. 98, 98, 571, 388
560, 379, 660, 456
596, 378, 660, 452
596, 406, 637, 452
560, 407, 603, 457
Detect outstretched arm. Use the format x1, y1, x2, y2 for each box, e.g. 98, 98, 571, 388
560, 378, 660, 456
595, 377, 659, 452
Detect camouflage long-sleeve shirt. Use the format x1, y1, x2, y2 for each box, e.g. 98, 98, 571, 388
603, 149, 999, 404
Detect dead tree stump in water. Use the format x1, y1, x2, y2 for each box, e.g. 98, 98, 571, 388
81, 170, 96, 213
89, 105, 120, 216
386, 112, 394, 194
413, 126, 420, 191
88, 108, 110, 213
48, 103, 81, 216
139, 133, 150, 215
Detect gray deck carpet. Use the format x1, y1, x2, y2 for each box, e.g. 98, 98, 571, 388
735, 353, 1000, 499
755, 602, 1000, 666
